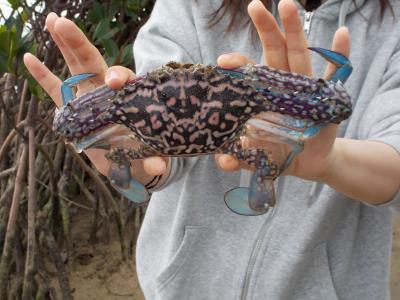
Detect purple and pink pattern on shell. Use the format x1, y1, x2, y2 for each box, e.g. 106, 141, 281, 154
53, 61, 352, 159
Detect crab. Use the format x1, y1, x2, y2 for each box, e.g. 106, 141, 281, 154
53, 47, 352, 216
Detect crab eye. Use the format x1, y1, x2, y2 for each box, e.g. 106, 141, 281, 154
63, 128, 72, 136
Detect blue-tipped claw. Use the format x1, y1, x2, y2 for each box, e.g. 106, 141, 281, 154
303, 123, 327, 138
224, 171, 275, 216
308, 47, 353, 83
225, 187, 267, 216
112, 178, 150, 204
108, 161, 149, 204
61, 73, 97, 105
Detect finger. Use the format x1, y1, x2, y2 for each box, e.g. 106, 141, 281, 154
105, 66, 136, 89
23, 53, 63, 107
215, 154, 241, 172
53, 17, 108, 81
46, 13, 83, 76
217, 53, 255, 69
143, 157, 167, 176
279, 0, 312, 75
84, 149, 112, 176
248, 0, 288, 70
323, 26, 350, 79
46, 13, 105, 98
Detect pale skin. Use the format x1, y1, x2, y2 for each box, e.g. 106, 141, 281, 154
24, 0, 400, 205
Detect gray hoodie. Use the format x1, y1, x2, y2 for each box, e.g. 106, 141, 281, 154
133, 0, 400, 299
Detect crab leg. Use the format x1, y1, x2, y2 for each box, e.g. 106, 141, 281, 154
222, 140, 278, 216
308, 47, 352, 83
106, 144, 157, 203
108, 161, 150, 204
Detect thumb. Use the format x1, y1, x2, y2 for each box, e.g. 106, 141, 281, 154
105, 65, 136, 89
217, 53, 255, 69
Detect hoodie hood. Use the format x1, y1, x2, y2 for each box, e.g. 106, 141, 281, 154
284, 0, 368, 26
315, 0, 367, 25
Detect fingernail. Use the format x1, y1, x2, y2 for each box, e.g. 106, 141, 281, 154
250, 0, 263, 6
107, 71, 120, 80
222, 53, 235, 58
217, 53, 237, 65
47, 12, 59, 19
23, 53, 36, 64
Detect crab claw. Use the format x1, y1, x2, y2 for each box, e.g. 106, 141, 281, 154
108, 161, 149, 204
61, 73, 97, 105
308, 47, 352, 83
224, 171, 276, 216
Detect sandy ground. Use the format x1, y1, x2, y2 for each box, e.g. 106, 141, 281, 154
69, 241, 144, 300
57, 206, 145, 300
65, 215, 400, 300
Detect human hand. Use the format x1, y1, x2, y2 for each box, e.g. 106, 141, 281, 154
215, 0, 350, 182
24, 12, 167, 177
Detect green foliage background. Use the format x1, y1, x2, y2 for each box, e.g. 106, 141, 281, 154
0, 1, 154, 299
1, 0, 154, 96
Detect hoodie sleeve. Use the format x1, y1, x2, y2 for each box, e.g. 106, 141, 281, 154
359, 48, 400, 210
133, 0, 202, 190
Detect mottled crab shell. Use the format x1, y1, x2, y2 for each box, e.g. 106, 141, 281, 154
53, 61, 352, 157
108, 62, 265, 155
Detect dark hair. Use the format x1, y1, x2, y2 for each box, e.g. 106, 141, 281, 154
209, 0, 393, 32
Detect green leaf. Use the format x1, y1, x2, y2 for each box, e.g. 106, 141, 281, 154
0, 25, 15, 56
102, 26, 121, 40
87, 2, 106, 24
121, 44, 133, 66
0, 54, 8, 73
105, 56, 116, 66
88, 2, 119, 24
20, 9, 29, 23
5, 15, 23, 37
102, 38, 119, 58
4, 26, 17, 72
75, 20, 86, 33
26, 74, 45, 100
126, 10, 139, 21
127, 0, 142, 11
93, 19, 110, 41
0, 25, 10, 54
7, 36, 15, 72
7, 0, 22, 10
